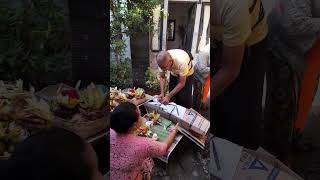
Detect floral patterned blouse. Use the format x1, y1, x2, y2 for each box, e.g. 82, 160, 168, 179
110, 129, 168, 180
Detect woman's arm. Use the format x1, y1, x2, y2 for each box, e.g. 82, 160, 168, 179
163, 123, 179, 149
142, 123, 179, 157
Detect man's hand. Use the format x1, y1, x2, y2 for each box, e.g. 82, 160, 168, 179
156, 94, 164, 102
161, 96, 170, 104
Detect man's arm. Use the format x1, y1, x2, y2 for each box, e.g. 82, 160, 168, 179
167, 75, 187, 99
212, 44, 245, 99
212, 0, 250, 99
159, 72, 166, 96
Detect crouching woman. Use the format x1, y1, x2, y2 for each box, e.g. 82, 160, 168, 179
110, 102, 178, 180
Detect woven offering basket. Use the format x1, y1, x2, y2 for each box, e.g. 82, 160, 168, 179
52, 112, 109, 139
122, 88, 152, 106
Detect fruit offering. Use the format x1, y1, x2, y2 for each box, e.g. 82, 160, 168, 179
0, 79, 24, 95
149, 111, 161, 125
0, 122, 29, 156
127, 88, 136, 99
80, 83, 107, 110
136, 125, 151, 137
135, 88, 145, 99
110, 100, 119, 112
56, 88, 80, 109
0, 99, 12, 121
109, 87, 127, 112
114, 92, 127, 103
14, 96, 54, 129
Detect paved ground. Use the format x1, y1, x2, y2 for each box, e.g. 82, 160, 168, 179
152, 138, 210, 180
152, 103, 211, 180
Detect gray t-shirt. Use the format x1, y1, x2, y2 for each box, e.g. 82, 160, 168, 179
194, 44, 210, 84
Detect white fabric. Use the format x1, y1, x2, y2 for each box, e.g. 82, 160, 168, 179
148, 101, 187, 120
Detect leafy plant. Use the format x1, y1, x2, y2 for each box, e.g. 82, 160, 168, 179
110, 0, 161, 62
0, 0, 71, 89
110, 59, 132, 89
110, 0, 161, 37
145, 67, 169, 93
145, 67, 159, 90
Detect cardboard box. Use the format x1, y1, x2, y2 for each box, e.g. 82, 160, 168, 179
243, 148, 303, 180
210, 137, 303, 180
144, 102, 209, 148
182, 108, 210, 136
233, 150, 302, 180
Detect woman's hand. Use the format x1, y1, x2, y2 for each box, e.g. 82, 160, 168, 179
170, 123, 179, 137
169, 123, 179, 134
164, 123, 179, 148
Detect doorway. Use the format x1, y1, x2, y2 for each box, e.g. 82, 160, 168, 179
166, 2, 196, 52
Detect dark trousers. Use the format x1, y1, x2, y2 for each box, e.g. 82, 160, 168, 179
264, 53, 296, 161
193, 79, 203, 112
212, 38, 267, 150
169, 74, 194, 108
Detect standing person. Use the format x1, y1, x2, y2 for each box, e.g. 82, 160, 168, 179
211, 0, 268, 149
110, 102, 178, 180
264, 0, 320, 163
193, 43, 210, 112
156, 49, 194, 108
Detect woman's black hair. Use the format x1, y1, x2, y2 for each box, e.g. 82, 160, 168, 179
110, 102, 139, 133
2, 128, 93, 180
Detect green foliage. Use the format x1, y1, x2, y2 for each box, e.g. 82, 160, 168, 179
0, 0, 71, 88
145, 67, 159, 90
110, 59, 132, 89
145, 67, 169, 93
110, 0, 161, 37
110, 0, 161, 59
110, 37, 127, 60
